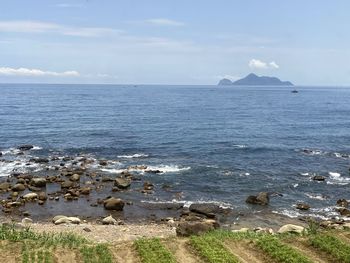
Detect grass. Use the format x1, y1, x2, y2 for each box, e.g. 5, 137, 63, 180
309, 234, 350, 263
135, 238, 177, 263
80, 244, 114, 263
190, 235, 239, 263
255, 235, 312, 263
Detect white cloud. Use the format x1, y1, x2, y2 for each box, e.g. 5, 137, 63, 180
143, 18, 185, 26
0, 67, 80, 77
0, 20, 121, 37
249, 59, 279, 70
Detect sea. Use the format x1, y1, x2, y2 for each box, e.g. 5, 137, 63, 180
0, 83, 350, 221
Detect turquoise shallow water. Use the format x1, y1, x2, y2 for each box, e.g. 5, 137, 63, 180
0, 84, 350, 220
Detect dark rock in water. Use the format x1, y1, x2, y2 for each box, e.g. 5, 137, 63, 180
337, 199, 349, 208
246, 192, 269, 205
189, 203, 223, 218
99, 160, 108, 166
143, 181, 154, 191
103, 197, 125, 210
12, 184, 26, 192
338, 208, 350, 216
80, 187, 91, 195
312, 175, 325, 181
176, 220, 219, 236
145, 170, 162, 174
0, 182, 11, 191
17, 145, 34, 151
30, 178, 46, 187
296, 203, 310, 210
114, 178, 131, 189
30, 158, 49, 163
0, 152, 2, 156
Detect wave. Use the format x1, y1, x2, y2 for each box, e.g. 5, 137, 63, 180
1, 145, 42, 155
305, 193, 328, 200
0, 161, 40, 177
232, 144, 248, 149
273, 206, 341, 221
141, 199, 233, 209
117, 153, 149, 159
144, 165, 191, 173
327, 171, 350, 185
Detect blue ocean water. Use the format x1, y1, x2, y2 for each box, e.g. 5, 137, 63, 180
1, 84, 350, 219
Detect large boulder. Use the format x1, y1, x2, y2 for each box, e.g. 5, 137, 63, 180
23, 193, 38, 201
296, 203, 310, 210
30, 178, 46, 187
102, 215, 117, 225
0, 182, 11, 191
61, 181, 74, 189
114, 178, 131, 189
103, 197, 125, 211
12, 183, 26, 192
189, 203, 223, 218
176, 219, 219, 236
246, 192, 269, 205
278, 224, 305, 234
337, 199, 349, 208
53, 216, 81, 225
338, 208, 350, 216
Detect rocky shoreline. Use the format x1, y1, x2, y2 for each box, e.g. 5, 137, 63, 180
0, 144, 350, 240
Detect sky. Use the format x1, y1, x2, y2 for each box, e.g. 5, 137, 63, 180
0, 0, 350, 85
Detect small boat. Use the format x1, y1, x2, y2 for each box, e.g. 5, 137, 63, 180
291, 89, 298, 93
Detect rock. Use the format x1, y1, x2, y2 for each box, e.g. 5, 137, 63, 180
176, 220, 219, 236
246, 192, 269, 205
232, 228, 250, 233
296, 203, 310, 210
312, 175, 325, 181
338, 208, 350, 216
189, 203, 223, 218
38, 192, 47, 201
52, 215, 66, 222
277, 224, 305, 234
0, 182, 11, 191
30, 178, 46, 187
337, 199, 349, 208
22, 211, 31, 216
31, 158, 49, 163
28, 185, 41, 192
83, 227, 92, 232
17, 145, 34, 151
114, 178, 131, 189
54, 216, 81, 225
12, 184, 26, 192
143, 181, 154, 191
61, 181, 74, 189
38, 200, 45, 205
99, 160, 108, 166
80, 187, 91, 195
145, 169, 162, 174
103, 197, 125, 211
21, 217, 33, 225
23, 193, 38, 201
102, 215, 117, 225
70, 174, 80, 182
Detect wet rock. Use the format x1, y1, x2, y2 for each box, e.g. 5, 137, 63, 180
80, 187, 91, 195
17, 145, 34, 151
103, 197, 125, 211
189, 203, 223, 218
143, 181, 154, 191
114, 177, 131, 189
23, 193, 38, 201
16, 178, 26, 184
296, 203, 310, 210
99, 160, 108, 166
22, 211, 31, 216
101, 176, 114, 182
30, 178, 46, 187
102, 215, 117, 225
277, 224, 305, 234
337, 199, 349, 208
246, 192, 269, 205
28, 185, 41, 192
176, 219, 219, 236
61, 181, 74, 189
38, 192, 47, 201
312, 175, 325, 181
145, 169, 162, 174
338, 208, 350, 216
31, 158, 49, 163
12, 183, 26, 192
70, 174, 80, 182
0, 182, 11, 191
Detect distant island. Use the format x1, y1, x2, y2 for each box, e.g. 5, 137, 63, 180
218, 73, 294, 86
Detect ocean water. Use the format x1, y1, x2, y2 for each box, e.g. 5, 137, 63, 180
1, 84, 350, 220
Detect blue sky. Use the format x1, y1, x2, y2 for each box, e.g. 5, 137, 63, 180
0, 0, 349, 85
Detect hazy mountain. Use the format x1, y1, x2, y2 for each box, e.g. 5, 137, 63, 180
218, 73, 294, 86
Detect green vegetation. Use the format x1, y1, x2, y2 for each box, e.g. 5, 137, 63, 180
256, 235, 312, 263
310, 234, 350, 263
80, 244, 114, 263
190, 235, 239, 263
21, 241, 54, 263
135, 238, 177, 263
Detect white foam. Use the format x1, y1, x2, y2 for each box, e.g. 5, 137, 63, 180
329, 172, 341, 178
0, 161, 40, 177
293, 183, 299, 188
117, 153, 149, 159
305, 193, 327, 200
100, 168, 126, 174
141, 199, 233, 209
273, 208, 337, 221
32, 146, 42, 150
300, 172, 309, 176
232, 144, 248, 149
145, 165, 191, 174
327, 171, 350, 185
